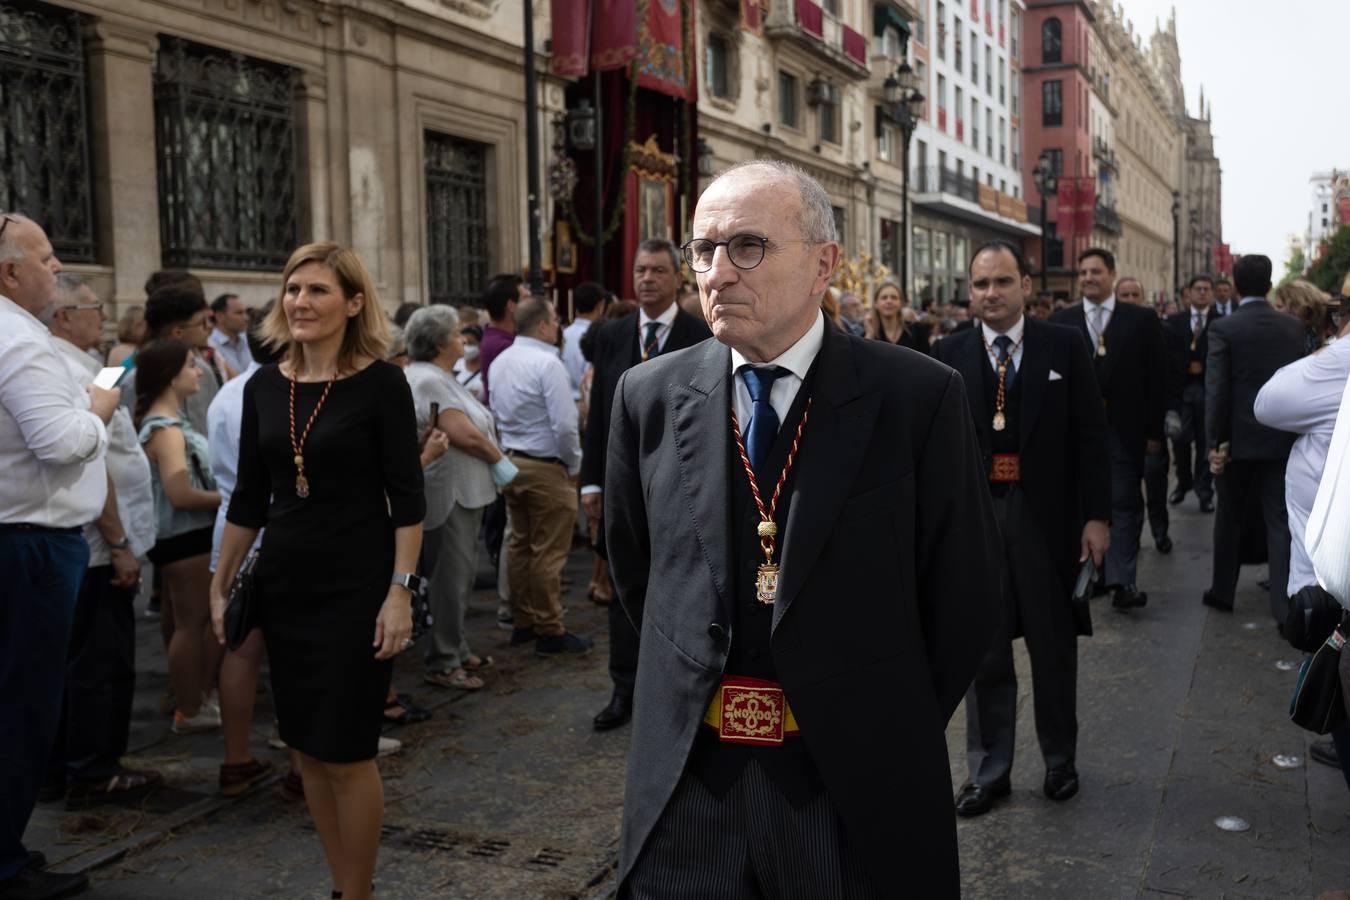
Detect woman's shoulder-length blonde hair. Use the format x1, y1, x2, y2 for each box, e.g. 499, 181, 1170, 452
258, 242, 389, 371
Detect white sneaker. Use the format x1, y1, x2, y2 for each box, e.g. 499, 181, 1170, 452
173, 706, 222, 734
377, 736, 402, 758
202, 690, 221, 716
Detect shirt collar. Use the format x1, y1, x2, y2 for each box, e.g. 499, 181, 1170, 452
515, 334, 558, 353
51, 335, 100, 375
1083, 295, 1116, 314
980, 315, 1025, 344
0, 293, 45, 331
730, 310, 825, 382
212, 327, 241, 345
639, 302, 678, 330
1239, 296, 1265, 307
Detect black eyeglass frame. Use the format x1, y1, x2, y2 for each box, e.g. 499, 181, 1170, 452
680, 234, 818, 273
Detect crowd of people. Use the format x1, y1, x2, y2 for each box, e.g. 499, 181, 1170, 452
3, 158, 1350, 899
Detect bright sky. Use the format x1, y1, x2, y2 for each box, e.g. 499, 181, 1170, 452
1116, 0, 1350, 266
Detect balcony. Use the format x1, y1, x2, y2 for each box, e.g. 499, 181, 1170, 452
1092, 137, 1117, 171
1093, 202, 1122, 234
911, 166, 1041, 237
766, 0, 870, 80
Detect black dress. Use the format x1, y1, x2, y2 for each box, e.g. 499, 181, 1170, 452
873, 319, 933, 355
227, 361, 425, 763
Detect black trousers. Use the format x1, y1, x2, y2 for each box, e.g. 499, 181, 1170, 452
1143, 446, 1170, 541
623, 760, 881, 900
1210, 459, 1291, 622
966, 487, 1078, 786
1172, 391, 1213, 501
608, 595, 640, 700
48, 565, 137, 784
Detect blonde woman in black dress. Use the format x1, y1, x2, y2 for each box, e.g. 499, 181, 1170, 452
865, 278, 933, 354
210, 243, 424, 900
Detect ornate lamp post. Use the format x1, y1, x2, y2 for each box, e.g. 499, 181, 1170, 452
565, 98, 601, 280
523, 0, 544, 296
1033, 154, 1058, 295
1171, 190, 1181, 302
883, 62, 925, 302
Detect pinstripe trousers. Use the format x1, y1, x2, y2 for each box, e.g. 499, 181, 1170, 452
623, 759, 882, 900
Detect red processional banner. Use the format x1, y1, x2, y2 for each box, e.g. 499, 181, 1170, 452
635, 0, 694, 99
551, 0, 694, 100
741, 0, 762, 34
1074, 178, 1096, 236
1056, 178, 1077, 237
550, 0, 591, 77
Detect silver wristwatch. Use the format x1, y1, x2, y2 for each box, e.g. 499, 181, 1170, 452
391, 572, 424, 593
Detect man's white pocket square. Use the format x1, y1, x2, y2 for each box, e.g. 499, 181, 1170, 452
1048, 369, 1063, 381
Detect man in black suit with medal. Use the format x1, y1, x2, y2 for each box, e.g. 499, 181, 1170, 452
1165, 274, 1219, 512
605, 160, 1000, 897
1051, 248, 1167, 610
581, 239, 710, 731
935, 241, 1111, 818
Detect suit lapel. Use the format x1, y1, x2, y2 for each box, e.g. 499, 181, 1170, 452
1018, 318, 1050, 450
773, 326, 874, 633
623, 313, 642, 368
670, 340, 733, 622
958, 330, 990, 432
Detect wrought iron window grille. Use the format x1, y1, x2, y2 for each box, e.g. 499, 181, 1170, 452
425, 131, 488, 308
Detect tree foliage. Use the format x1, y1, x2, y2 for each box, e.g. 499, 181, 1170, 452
1308, 226, 1350, 293
1282, 246, 1306, 284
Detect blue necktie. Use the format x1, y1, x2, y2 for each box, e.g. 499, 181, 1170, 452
642, 321, 661, 359
740, 366, 786, 480
993, 335, 1017, 390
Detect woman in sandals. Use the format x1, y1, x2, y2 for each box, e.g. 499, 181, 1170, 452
403, 305, 516, 691
210, 243, 424, 900
136, 339, 223, 734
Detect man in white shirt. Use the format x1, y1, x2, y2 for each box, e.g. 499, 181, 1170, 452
489, 298, 591, 656
43, 274, 162, 811
0, 214, 117, 899
561, 282, 606, 400
207, 293, 250, 378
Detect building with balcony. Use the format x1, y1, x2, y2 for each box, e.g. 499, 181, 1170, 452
1304, 171, 1350, 268
696, 0, 921, 272
906, 0, 1034, 307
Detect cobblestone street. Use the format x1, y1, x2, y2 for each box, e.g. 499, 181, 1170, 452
24, 500, 1350, 898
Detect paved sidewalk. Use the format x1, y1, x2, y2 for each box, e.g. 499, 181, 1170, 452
24, 499, 1350, 897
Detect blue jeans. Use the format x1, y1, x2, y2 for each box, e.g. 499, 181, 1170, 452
0, 530, 88, 880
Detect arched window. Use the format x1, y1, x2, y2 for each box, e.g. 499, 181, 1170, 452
1042, 18, 1062, 64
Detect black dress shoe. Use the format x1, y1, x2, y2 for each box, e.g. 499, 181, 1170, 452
508, 627, 537, 646
954, 781, 1009, 818
1199, 498, 1214, 513
593, 694, 632, 731
1310, 736, 1340, 768
1168, 487, 1187, 505
1112, 587, 1148, 609
1201, 590, 1233, 612
1043, 768, 1079, 801
0, 867, 89, 899
1154, 535, 1173, 554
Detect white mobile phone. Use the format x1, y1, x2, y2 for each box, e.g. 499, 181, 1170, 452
92, 366, 126, 390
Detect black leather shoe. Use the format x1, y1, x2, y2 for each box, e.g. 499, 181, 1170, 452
593, 694, 632, 731
1043, 768, 1079, 801
1199, 498, 1214, 513
0, 868, 89, 899
1168, 487, 1187, 505
508, 627, 537, 646
1310, 736, 1340, 768
1112, 587, 1148, 609
1154, 535, 1173, 554
1201, 590, 1233, 612
535, 631, 593, 657
954, 780, 1009, 818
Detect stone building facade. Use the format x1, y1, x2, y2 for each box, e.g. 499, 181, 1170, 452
0, 0, 559, 320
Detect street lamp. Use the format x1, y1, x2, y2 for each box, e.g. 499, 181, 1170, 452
522, 0, 544, 296
1171, 191, 1181, 302
566, 95, 604, 281
1033, 154, 1058, 295
883, 63, 924, 302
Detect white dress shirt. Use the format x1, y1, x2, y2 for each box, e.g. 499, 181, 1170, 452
1238, 296, 1265, 308
207, 360, 262, 572
730, 311, 825, 430
979, 315, 1026, 374
52, 338, 156, 564
1082, 295, 1116, 349
562, 317, 594, 400
638, 302, 679, 359
489, 335, 582, 474
208, 327, 250, 377
0, 294, 108, 527
1253, 337, 1350, 595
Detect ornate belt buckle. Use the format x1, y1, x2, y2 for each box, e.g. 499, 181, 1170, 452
989, 453, 1021, 483
718, 683, 786, 745
1188, 360, 1203, 375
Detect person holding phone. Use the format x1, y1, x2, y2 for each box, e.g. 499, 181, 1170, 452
403, 305, 514, 691
135, 339, 223, 734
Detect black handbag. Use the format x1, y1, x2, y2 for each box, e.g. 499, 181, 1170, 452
224, 552, 260, 652
1289, 618, 1348, 735
1284, 585, 1343, 653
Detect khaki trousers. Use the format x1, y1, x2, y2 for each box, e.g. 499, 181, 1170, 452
502, 456, 578, 637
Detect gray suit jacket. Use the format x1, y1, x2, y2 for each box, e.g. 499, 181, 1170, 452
1204, 300, 1304, 460
604, 323, 1000, 895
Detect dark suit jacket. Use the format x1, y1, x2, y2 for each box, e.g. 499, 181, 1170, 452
1050, 299, 1167, 463
934, 318, 1110, 635
1204, 300, 1305, 460
580, 308, 710, 489
604, 322, 1001, 895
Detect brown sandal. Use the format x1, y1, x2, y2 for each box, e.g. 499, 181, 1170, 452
219, 758, 275, 797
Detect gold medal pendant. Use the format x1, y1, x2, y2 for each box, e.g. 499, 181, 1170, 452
1097, 337, 1107, 358
992, 412, 1007, 432
755, 564, 779, 604
295, 473, 310, 498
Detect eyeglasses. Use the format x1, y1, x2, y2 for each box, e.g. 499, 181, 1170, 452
57, 302, 104, 314
680, 234, 817, 273
0, 215, 13, 243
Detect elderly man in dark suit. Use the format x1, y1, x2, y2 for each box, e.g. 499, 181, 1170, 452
936, 241, 1110, 818
1203, 254, 1305, 622
581, 238, 710, 731
604, 160, 1000, 897
1051, 247, 1167, 610
1165, 274, 1220, 512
